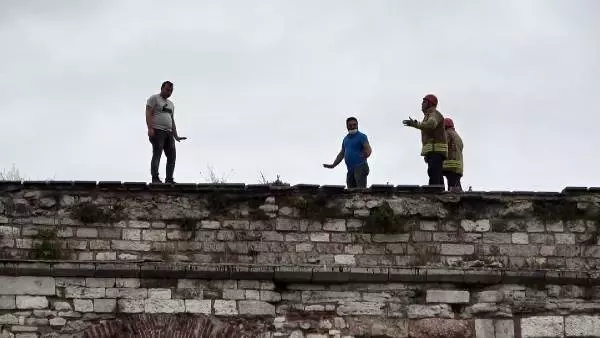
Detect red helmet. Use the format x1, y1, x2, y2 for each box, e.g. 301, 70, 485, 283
444, 118, 454, 129
423, 94, 438, 106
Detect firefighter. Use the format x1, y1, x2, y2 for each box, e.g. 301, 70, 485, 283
402, 94, 448, 186
442, 118, 463, 192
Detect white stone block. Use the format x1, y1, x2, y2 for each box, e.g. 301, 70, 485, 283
148, 289, 171, 299
214, 300, 237, 316
94, 299, 117, 313
426, 290, 470, 304
144, 299, 184, 313
73, 299, 93, 312
118, 299, 144, 313
334, 254, 356, 265
565, 315, 600, 337
238, 301, 275, 316
86, 278, 115, 288
521, 316, 564, 338
16, 296, 48, 309
0, 296, 15, 309
0, 277, 55, 295
185, 300, 211, 314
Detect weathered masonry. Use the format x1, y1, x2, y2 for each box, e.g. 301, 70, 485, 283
2, 182, 600, 337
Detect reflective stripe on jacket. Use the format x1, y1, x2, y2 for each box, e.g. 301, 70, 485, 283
418, 108, 448, 158
443, 128, 463, 174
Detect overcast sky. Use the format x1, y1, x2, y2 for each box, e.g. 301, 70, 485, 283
1, 0, 599, 191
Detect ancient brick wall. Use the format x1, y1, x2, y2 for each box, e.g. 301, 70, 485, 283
1, 182, 600, 337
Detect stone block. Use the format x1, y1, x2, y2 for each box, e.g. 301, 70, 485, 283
96, 252, 117, 260
10, 326, 37, 332
86, 278, 115, 288
214, 300, 238, 316
512, 233, 529, 244
16, 296, 48, 309
441, 244, 474, 255
495, 320, 515, 338
129, 220, 150, 228
334, 254, 356, 265
116, 278, 141, 288
310, 233, 330, 242
0, 277, 55, 295
323, 219, 346, 232
336, 302, 385, 316
521, 316, 564, 338
372, 234, 410, 242
238, 300, 276, 316
98, 228, 122, 239
460, 219, 490, 232
200, 220, 220, 229
0, 313, 19, 325
122, 229, 141, 240
555, 234, 575, 245
426, 290, 470, 304
73, 299, 93, 312
94, 299, 117, 313
296, 243, 314, 252
148, 289, 171, 299
246, 290, 260, 300
111, 240, 151, 251
76, 228, 98, 238
185, 300, 211, 314
409, 318, 472, 338
142, 229, 166, 241
260, 291, 281, 302
53, 301, 71, 311
118, 299, 144, 313
223, 289, 245, 300
407, 304, 453, 319
565, 315, 600, 337
64, 287, 105, 299
144, 299, 185, 313
49, 317, 67, 326
476, 291, 503, 303
0, 296, 15, 309
475, 319, 494, 338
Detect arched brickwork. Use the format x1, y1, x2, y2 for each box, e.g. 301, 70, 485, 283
81, 314, 264, 338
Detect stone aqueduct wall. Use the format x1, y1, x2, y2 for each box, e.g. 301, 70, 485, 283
1, 181, 600, 337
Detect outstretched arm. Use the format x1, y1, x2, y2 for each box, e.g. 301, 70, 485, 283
323, 148, 344, 169
416, 113, 441, 131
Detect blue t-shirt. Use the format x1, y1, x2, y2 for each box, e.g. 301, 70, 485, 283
342, 131, 368, 170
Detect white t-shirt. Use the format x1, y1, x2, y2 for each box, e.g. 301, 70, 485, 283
146, 94, 174, 132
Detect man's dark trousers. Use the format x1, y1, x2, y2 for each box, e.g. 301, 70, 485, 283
149, 129, 176, 182
346, 162, 369, 188
425, 153, 444, 186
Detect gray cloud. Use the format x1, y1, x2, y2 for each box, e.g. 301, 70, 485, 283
1, 0, 599, 191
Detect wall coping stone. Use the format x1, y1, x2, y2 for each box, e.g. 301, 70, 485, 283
0, 260, 598, 285
2, 180, 597, 196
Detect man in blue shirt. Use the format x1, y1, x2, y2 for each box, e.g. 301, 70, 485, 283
323, 117, 372, 188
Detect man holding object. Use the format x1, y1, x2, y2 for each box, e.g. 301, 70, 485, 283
145, 81, 187, 184
403, 94, 448, 186
323, 117, 372, 189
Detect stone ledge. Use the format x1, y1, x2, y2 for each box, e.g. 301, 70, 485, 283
1, 180, 594, 196
1, 260, 599, 285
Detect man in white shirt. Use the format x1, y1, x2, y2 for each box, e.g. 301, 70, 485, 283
145, 81, 186, 183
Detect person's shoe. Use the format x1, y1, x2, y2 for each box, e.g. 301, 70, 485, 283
165, 178, 176, 184
151, 177, 163, 184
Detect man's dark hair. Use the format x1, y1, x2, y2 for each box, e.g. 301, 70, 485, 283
346, 117, 358, 124
161, 81, 173, 89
